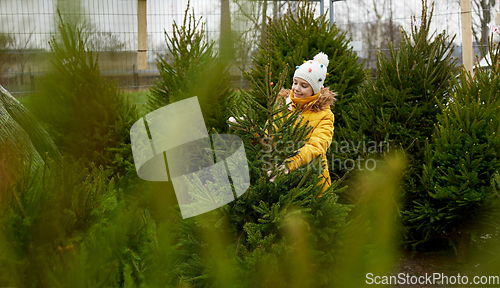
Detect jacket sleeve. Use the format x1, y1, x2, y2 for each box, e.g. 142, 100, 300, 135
285, 112, 334, 171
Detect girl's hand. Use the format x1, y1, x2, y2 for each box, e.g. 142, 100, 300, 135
267, 163, 289, 182
228, 116, 245, 130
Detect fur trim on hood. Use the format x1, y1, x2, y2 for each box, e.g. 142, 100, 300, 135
277, 87, 337, 113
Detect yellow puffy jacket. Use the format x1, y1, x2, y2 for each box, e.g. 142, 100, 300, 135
278, 88, 336, 194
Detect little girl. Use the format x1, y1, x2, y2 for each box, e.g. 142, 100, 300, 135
230, 52, 336, 193
274, 52, 336, 193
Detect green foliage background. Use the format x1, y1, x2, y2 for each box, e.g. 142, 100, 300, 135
173, 65, 351, 287
27, 12, 138, 177
148, 3, 234, 133
1, 0, 500, 287
404, 41, 500, 250
334, 2, 457, 185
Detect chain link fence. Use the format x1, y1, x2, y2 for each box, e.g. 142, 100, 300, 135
0, 0, 493, 96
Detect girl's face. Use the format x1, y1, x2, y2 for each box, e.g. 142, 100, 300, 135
292, 77, 314, 98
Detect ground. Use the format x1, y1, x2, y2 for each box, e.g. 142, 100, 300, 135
391, 236, 500, 287
392, 250, 471, 287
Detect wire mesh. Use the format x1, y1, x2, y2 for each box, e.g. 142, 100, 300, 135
0, 0, 495, 96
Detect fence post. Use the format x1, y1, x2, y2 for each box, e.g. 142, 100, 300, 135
220, 0, 233, 60
460, 0, 473, 74
137, 0, 147, 70
329, 0, 342, 29
330, 0, 334, 28
496, 7, 500, 25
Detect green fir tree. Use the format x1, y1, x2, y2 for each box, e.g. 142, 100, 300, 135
29, 11, 138, 176
335, 0, 457, 197
0, 155, 180, 287
172, 65, 351, 288
244, 0, 365, 128
404, 41, 500, 259
149, 1, 233, 133
0, 85, 62, 173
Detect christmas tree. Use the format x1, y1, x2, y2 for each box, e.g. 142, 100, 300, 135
244, 0, 365, 129
404, 41, 500, 261
0, 85, 61, 171
28, 11, 137, 176
172, 64, 351, 287
335, 0, 457, 196
149, 1, 233, 133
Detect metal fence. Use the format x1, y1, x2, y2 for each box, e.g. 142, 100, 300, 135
0, 0, 494, 96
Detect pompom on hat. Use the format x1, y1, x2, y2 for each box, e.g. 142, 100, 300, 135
293, 52, 329, 94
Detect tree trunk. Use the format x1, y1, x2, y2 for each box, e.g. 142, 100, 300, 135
220, 0, 232, 59
261, 0, 268, 42
376, 19, 382, 49
273, 0, 278, 20
389, 0, 394, 44
479, 0, 492, 57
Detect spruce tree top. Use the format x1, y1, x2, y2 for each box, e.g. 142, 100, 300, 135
344, 0, 457, 161
244, 1, 365, 127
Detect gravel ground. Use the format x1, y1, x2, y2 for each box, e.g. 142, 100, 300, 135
390, 249, 474, 288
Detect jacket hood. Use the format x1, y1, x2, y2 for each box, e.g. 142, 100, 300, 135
278, 87, 337, 113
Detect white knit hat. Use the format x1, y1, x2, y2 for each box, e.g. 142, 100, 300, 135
293, 52, 329, 94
